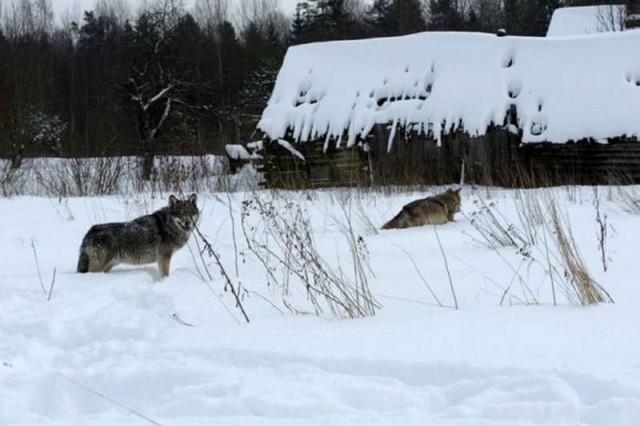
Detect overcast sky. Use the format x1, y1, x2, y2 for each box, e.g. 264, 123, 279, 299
46, 0, 355, 25
47, 0, 374, 26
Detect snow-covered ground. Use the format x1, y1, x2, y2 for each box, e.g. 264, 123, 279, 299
2, 184, 640, 425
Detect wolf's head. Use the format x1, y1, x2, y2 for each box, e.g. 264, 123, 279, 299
443, 188, 462, 212
168, 194, 199, 232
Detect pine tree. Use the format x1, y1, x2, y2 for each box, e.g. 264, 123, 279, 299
466, 8, 481, 32
240, 57, 280, 117
476, 0, 505, 33
366, 0, 395, 37
504, 0, 562, 36
428, 0, 463, 31
503, 0, 522, 34
367, 0, 426, 37
304, 0, 361, 41
395, 0, 426, 34
291, 2, 311, 44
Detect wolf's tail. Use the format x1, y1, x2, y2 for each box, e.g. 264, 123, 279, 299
77, 249, 89, 273
381, 211, 406, 230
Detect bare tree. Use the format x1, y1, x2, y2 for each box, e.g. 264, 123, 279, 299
94, 0, 132, 26
4, 0, 34, 38
32, 0, 53, 33
59, 2, 83, 31
236, 0, 276, 30
0, 0, 57, 168
345, 0, 368, 22
194, 0, 229, 34
235, 0, 289, 42
193, 0, 234, 138
127, 0, 195, 179
0, 0, 52, 37
596, 4, 626, 32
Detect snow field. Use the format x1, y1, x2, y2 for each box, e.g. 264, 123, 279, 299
2, 186, 640, 425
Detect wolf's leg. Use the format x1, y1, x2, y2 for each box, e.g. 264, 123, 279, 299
77, 250, 90, 273
87, 248, 114, 273
157, 253, 171, 277
94, 256, 115, 273
103, 260, 116, 273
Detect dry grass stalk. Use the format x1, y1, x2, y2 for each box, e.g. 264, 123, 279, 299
47, 268, 57, 301
593, 188, 609, 272
433, 225, 458, 309
547, 201, 613, 305
468, 188, 613, 306
614, 185, 640, 214
30, 239, 47, 295
194, 224, 251, 323
389, 240, 445, 307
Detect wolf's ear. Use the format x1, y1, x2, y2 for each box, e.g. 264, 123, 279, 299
169, 195, 179, 206
188, 193, 197, 205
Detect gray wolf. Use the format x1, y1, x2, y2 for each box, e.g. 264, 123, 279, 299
77, 194, 199, 276
382, 188, 461, 229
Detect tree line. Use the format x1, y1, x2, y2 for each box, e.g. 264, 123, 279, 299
0, 0, 604, 176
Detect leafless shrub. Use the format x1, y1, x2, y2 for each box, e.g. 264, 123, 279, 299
0, 155, 258, 196
0, 159, 29, 196
614, 185, 640, 214
240, 191, 380, 319
150, 156, 223, 194
467, 193, 529, 250
467, 188, 613, 306
193, 224, 251, 323
34, 157, 126, 197
329, 192, 378, 312
326, 189, 379, 235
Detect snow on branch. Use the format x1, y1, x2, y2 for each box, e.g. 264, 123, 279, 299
146, 85, 174, 111
150, 97, 172, 140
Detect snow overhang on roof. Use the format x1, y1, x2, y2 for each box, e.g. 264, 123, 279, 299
257, 31, 640, 148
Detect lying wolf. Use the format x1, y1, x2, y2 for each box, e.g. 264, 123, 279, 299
382, 188, 461, 230
77, 194, 199, 277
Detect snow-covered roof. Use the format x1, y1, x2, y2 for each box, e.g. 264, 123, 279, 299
258, 31, 640, 147
547, 5, 625, 37
225, 144, 262, 160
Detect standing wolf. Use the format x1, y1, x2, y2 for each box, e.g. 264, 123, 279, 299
382, 188, 461, 230
77, 194, 199, 277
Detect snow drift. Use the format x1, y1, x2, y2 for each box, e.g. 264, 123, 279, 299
258, 31, 640, 146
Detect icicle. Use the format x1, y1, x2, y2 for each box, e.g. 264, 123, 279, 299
387, 119, 398, 153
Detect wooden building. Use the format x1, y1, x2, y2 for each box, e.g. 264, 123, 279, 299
255, 26, 640, 189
